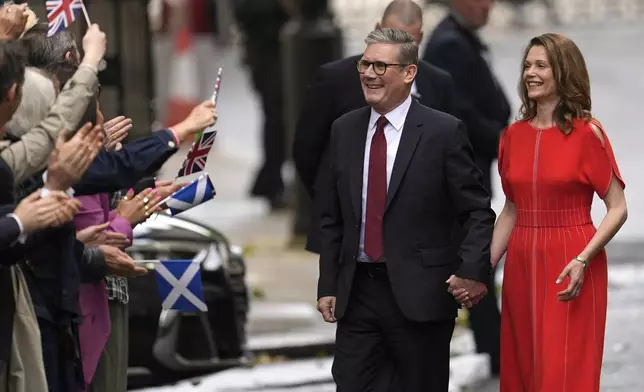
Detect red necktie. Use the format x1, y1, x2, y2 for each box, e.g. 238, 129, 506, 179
364, 116, 388, 262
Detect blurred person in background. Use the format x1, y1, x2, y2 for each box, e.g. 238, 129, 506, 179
452, 33, 627, 391
423, 0, 510, 376
510, 0, 560, 28
294, 0, 458, 254
233, 0, 295, 211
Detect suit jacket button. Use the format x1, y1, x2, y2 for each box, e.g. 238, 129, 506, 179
168, 141, 176, 149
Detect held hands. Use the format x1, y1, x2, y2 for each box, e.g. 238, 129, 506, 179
46, 123, 103, 191
317, 296, 337, 323
14, 190, 81, 233
170, 100, 218, 143
447, 275, 488, 309
98, 245, 148, 278
76, 222, 131, 248
556, 259, 586, 302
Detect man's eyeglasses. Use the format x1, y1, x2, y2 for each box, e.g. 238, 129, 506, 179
356, 60, 408, 76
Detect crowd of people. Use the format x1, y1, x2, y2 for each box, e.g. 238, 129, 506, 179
0, 3, 217, 392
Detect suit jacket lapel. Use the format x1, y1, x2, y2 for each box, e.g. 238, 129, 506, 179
385, 100, 423, 212
349, 108, 370, 222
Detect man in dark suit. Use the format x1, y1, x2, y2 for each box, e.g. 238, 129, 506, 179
423, 0, 510, 375
293, 0, 457, 253
317, 27, 495, 391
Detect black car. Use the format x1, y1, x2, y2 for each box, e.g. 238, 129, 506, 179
125, 213, 250, 385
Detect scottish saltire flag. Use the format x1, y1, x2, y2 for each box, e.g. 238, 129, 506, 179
46, 0, 84, 36
176, 130, 217, 178
154, 260, 207, 312
166, 173, 215, 216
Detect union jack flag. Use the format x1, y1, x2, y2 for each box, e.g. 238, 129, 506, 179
46, 0, 84, 37
176, 130, 217, 178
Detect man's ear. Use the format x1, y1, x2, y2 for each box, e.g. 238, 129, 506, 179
64, 51, 72, 61
405, 64, 418, 84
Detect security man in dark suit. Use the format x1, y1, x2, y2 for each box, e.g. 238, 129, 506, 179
293, 0, 458, 254
423, 0, 511, 376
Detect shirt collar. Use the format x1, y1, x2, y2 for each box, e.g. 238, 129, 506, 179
368, 94, 413, 133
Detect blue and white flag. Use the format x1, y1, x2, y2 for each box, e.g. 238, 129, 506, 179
154, 259, 208, 312
166, 173, 215, 216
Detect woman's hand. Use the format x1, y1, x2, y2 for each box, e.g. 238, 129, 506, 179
170, 101, 217, 142
556, 259, 586, 301
115, 188, 160, 225
76, 222, 130, 248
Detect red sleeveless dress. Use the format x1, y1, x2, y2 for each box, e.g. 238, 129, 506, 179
497, 118, 624, 392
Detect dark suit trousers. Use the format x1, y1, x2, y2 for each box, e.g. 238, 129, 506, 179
247, 50, 286, 198
332, 263, 455, 392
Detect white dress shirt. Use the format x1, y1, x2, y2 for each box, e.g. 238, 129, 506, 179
358, 94, 413, 262
411, 80, 420, 99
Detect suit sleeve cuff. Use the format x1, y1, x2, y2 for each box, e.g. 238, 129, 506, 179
41, 171, 75, 197
167, 128, 181, 145
455, 261, 492, 283
7, 213, 28, 244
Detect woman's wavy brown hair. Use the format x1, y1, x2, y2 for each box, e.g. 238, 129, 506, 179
518, 33, 592, 134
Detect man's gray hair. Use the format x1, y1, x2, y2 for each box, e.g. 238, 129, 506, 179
364, 28, 419, 65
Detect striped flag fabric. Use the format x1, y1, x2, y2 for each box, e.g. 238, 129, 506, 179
166, 173, 216, 216
46, 0, 84, 36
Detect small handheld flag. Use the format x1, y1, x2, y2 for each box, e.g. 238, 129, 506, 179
162, 173, 216, 216
176, 130, 217, 178
46, 0, 85, 36
154, 259, 207, 312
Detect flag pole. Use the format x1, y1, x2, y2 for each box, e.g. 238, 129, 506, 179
147, 173, 207, 213
193, 68, 223, 143
80, 2, 91, 26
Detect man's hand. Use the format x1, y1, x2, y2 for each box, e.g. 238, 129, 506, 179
170, 101, 218, 142
80, 24, 107, 69
46, 123, 103, 191
14, 190, 81, 233
317, 296, 337, 323
446, 275, 488, 309
98, 245, 148, 278
76, 222, 130, 248
103, 116, 132, 151
0, 3, 28, 40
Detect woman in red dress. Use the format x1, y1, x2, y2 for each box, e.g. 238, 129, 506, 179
453, 33, 628, 391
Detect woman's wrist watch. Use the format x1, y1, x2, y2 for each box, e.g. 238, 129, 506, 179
575, 256, 588, 269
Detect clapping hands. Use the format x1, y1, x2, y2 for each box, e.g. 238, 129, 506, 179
446, 275, 488, 309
